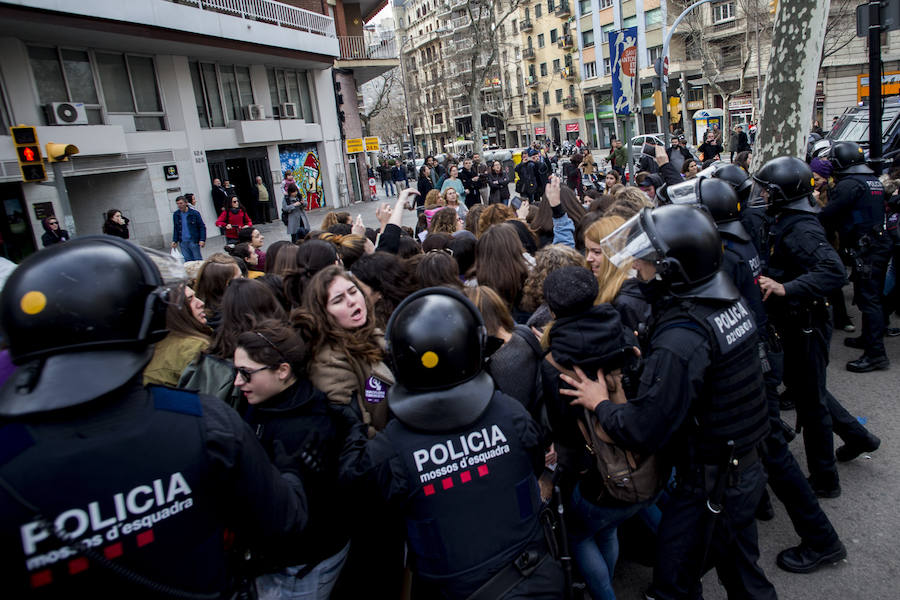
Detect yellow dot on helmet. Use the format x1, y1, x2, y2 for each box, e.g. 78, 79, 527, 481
20, 291, 47, 315
421, 351, 439, 368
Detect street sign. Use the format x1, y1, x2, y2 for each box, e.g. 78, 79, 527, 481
346, 138, 364, 153
364, 136, 380, 152
535, 126, 546, 135
857, 0, 900, 36
654, 57, 670, 76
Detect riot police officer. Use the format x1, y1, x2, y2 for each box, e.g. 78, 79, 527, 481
701, 172, 848, 573
0, 237, 309, 598
822, 141, 892, 372
753, 157, 880, 498
565, 204, 775, 599
339, 287, 563, 599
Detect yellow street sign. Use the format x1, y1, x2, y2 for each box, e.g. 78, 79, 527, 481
364, 136, 380, 152
346, 138, 364, 153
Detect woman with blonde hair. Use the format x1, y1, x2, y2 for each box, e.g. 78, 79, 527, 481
583, 216, 650, 331
428, 206, 461, 235
606, 187, 653, 220
476, 203, 516, 237
442, 186, 468, 219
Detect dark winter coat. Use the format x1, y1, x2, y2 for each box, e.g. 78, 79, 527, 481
40, 218, 70, 247
488, 171, 511, 204
102, 218, 130, 239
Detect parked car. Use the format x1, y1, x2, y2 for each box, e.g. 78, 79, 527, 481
828, 104, 900, 167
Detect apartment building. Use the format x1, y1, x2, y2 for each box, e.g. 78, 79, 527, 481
520, 0, 585, 145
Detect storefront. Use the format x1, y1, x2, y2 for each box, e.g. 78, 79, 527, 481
728, 94, 754, 132
565, 122, 580, 142
585, 91, 617, 148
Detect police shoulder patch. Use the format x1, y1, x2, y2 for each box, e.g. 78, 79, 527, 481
149, 386, 203, 417
705, 300, 757, 354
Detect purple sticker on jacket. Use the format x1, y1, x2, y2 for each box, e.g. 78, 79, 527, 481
364, 376, 389, 403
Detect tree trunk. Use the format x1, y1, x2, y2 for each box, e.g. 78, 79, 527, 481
471, 91, 484, 155
751, 0, 830, 170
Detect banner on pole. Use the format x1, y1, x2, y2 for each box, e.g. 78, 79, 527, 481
609, 27, 638, 115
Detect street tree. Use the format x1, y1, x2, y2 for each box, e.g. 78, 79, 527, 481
752, 0, 831, 167
360, 68, 402, 139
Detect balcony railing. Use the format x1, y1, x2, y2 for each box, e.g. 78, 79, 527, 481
557, 34, 573, 50
555, 1, 570, 17
523, 47, 536, 60
338, 36, 397, 60
563, 96, 578, 110
563, 66, 576, 80
521, 19, 533, 32
165, 0, 335, 38
526, 75, 539, 87
527, 104, 542, 115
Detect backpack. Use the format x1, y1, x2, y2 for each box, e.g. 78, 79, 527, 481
545, 352, 665, 504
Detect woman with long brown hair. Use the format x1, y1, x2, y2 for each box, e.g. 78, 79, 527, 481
520, 244, 588, 313
143, 284, 212, 387
530, 182, 586, 248
475, 222, 531, 322
428, 206, 461, 235
194, 253, 241, 329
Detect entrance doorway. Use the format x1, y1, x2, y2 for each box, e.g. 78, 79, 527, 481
0, 183, 37, 262
550, 118, 561, 145
207, 148, 274, 224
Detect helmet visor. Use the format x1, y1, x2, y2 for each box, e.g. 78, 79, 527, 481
142, 246, 188, 285
600, 211, 660, 268
667, 179, 700, 205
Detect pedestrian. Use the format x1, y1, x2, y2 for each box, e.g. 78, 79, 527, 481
380, 161, 396, 197
237, 227, 266, 272
282, 239, 339, 308
194, 253, 242, 331
283, 183, 310, 243
730, 125, 751, 163
143, 283, 212, 387
282, 173, 296, 196
171, 195, 206, 261
211, 177, 229, 214
0, 237, 309, 598
229, 242, 264, 278
392, 160, 408, 191
666, 135, 693, 173
459, 157, 481, 208
822, 142, 892, 372
40, 216, 69, 247
681, 158, 699, 180
488, 160, 511, 204
216, 197, 252, 243
697, 131, 723, 162
102, 209, 130, 239
338, 287, 565, 599
566, 204, 775, 600
416, 165, 433, 214
253, 175, 272, 223
440, 163, 466, 199
475, 222, 530, 321
442, 187, 468, 220
754, 156, 881, 498
233, 321, 351, 599
610, 140, 627, 179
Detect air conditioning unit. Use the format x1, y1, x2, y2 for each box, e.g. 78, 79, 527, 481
244, 104, 265, 120
47, 102, 88, 125
280, 102, 298, 119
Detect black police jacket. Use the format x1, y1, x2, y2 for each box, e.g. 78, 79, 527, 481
0, 381, 307, 598
722, 234, 767, 332
243, 379, 350, 572
821, 174, 886, 248
593, 296, 769, 465
341, 391, 545, 599
765, 211, 847, 317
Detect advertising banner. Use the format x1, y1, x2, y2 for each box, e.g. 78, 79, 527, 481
609, 27, 639, 115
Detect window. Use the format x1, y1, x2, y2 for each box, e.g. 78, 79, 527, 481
644, 8, 662, 27
584, 61, 597, 78
623, 15, 637, 27
599, 0, 613, 8
720, 45, 741, 69
603, 57, 611, 73
267, 67, 315, 122
552, 58, 561, 72
688, 86, 704, 103
543, 91, 550, 105
540, 63, 548, 77
538, 34, 545, 48
579, 0, 592, 15
531, 92, 539, 105
582, 29, 594, 47
536, 4, 542, 18
648, 45, 663, 65
601, 22, 616, 34
191, 63, 255, 127
712, 2, 736, 23
95, 53, 165, 130
555, 88, 563, 103
548, 0, 555, 12
529, 64, 536, 77
512, 20, 518, 33
685, 35, 702, 61
519, 99, 525, 114
27, 46, 103, 124
551, 29, 558, 43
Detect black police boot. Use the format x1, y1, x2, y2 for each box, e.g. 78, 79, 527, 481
836, 432, 881, 462
807, 475, 841, 499
843, 336, 865, 349
846, 354, 890, 373
755, 489, 775, 521
776, 540, 847, 574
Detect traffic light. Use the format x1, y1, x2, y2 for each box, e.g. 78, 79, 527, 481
46, 142, 80, 163
653, 90, 664, 117
10, 125, 46, 182
669, 97, 682, 124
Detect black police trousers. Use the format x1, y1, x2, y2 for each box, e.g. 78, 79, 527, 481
852, 251, 890, 358
651, 461, 777, 600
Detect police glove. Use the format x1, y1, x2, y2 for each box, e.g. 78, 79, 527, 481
272, 438, 325, 480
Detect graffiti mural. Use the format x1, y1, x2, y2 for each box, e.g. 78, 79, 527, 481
279, 144, 325, 210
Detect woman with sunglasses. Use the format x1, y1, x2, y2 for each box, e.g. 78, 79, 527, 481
233, 321, 350, 599
215, 196, 253, 242
41, 216, 70, 247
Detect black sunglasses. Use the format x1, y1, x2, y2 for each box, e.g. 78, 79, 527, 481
236, 365, 273, 382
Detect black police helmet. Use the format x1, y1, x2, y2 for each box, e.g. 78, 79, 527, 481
752, 156, 818, 214
696, 178, 750, 241
828, 141, 873, 175
713, 163, 752, 204
385, 287, 494, 430
644, 205, 738, 301
0, 237, 172, 416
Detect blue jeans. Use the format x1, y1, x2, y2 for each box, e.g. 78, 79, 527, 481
382, 179, 396, 196
179, 241, 203, 261
255, 541, 350, 600
569, 482, 651, 600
